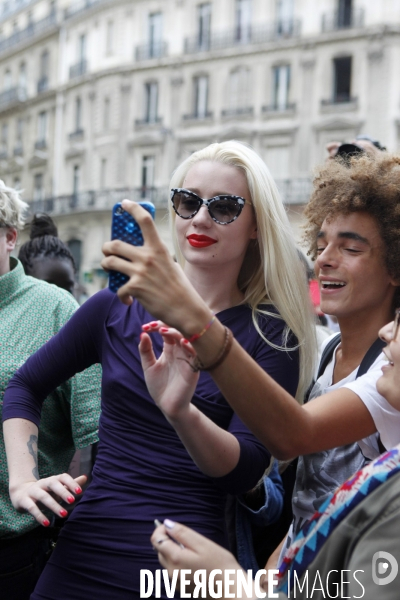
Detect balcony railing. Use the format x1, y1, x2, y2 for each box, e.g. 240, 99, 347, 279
184, 19, 300, 53
37, 77, 49, 93
221, 107, 253, 117
262, 102, 296, 113
27, 187, 169, 216
135, 41, 168, 61
321, 96, 358, 106
69, 60, 87, 79
69, 129, 85, 140
65, 0, 104, 19
34, 139, 47, 150
0, 13, 57, 55
321, 8, 364, 32
182, 111, 213, 121
275, 178, 313, 205
0, 86, 27, 110
135, 117, 162, 127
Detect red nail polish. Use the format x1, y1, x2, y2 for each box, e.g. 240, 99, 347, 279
150, 321, 158, 327
182, 339, 189, 344
160, 327, 169, 333
67, 496, 75, 504
43, 519, 50, 527
75, 487, 82, 494
142, 325, 150, 331
60, 509, 68, 517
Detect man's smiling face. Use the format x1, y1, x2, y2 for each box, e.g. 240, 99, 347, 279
314, 211, 397, 320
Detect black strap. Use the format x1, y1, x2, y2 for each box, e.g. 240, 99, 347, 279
356, 337, 386, 378
317, 334, 385, 381
316, 333, 341, 380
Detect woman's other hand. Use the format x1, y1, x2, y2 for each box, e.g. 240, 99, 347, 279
9, 474, 86, 526
151, 520, 243, 595
139, 327, 199, 421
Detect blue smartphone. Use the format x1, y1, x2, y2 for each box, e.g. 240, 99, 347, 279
108, 201, 156, 293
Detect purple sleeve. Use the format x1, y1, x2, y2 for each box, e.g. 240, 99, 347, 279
211, 313, 300, 495
2, 290, 113, 427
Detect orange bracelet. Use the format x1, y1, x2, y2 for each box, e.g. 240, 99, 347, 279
185, 314, 216, 343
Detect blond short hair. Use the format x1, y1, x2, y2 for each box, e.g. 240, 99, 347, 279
0, 180, 29, 230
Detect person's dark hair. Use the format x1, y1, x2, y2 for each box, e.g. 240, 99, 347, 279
304, 152, 400, 305
19, 213, 76, 273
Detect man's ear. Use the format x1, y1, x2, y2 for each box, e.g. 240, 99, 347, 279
5, 227, 17, 252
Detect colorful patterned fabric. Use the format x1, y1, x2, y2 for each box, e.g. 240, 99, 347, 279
0, 258, 101, 539
277, 444, 400, 595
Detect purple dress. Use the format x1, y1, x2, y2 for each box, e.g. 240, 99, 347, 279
3, 290, 299, 599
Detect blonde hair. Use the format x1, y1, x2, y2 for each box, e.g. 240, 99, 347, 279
0, 180, 28, 230
169, 141, 316, 402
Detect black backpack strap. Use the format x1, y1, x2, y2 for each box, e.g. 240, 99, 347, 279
356, 337, 386, 378
316, 333, 341, 380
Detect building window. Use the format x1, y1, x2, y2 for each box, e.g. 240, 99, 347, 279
194, 75, 209, 118
33, 173, 44, 201
15, 117, 23, 153
148, 12, 163, 58
235, 0, 251, 43
4, 69, 12, 91
103, 97, 110, 130
338, 0, 352, 28
100, 158, 107, 188
40, 50, 49, 78
333, 56, 352, 103
141, 155, 154, 197
276, 0, 294, 34
13, 176, 21, 190
75, 96, 82, 131
227, 67, 250, 111
272, 64, 290, 110
144, 82, 158, 123
197, 3, 211, 50
78, 33, 86, 61
37, 111, 47, 144
19, 62, 26, 90
106, 20, 113, 55
73, 165, 80, 196
1, 122, 8, 155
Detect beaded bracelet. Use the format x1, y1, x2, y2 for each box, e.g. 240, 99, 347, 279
190, 327, 234, 372
184, 314, 216, 344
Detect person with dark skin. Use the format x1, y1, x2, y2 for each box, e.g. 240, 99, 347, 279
19, 214, 76, 295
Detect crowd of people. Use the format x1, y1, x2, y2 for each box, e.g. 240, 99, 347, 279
1, 139, 400, 599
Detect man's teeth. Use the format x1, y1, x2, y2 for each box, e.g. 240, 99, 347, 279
322, 282, 346, 288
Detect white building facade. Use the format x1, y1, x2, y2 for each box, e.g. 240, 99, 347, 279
1, 0, 400, 294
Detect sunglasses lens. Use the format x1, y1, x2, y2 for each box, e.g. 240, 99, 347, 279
172, 191, 201, 218
209, 198, 241, 223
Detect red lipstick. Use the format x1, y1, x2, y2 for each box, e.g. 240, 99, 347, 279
187, 234, 217, 248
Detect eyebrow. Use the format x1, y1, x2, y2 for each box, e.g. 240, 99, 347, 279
317, 231, 370, 245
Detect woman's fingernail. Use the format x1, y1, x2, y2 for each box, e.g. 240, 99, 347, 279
160, 327, 169, 333
60, 509, 68, 517
164, 519, 175, 529
67, 496, 75, 504
75, 487, 82, 494
43, 519, 50, 527
142, 325, 150, 331
150, 321, 158, 327
182, 339, 189, 344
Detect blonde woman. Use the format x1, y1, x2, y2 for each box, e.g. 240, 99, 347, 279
3, 141, 315, 600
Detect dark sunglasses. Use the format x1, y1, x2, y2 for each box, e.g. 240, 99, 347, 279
170, 188, 250, 225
